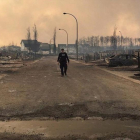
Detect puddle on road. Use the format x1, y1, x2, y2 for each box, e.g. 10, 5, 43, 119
0, 120, 140, 138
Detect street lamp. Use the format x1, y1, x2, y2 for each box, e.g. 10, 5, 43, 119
59, 29, 68, 53
63, 12, 78, 60
50, 38, 53, 44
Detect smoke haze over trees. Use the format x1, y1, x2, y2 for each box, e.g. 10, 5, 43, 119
1, 0, 140, 46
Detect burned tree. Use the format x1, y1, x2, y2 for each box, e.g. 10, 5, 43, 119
53, 27, 56, 54
100, 36, 104, 47
79, 29, 140, 51
111, 26, 117, 50
27, 27, 31, 52
90, 36, 94, 47
32, 24, 40, 53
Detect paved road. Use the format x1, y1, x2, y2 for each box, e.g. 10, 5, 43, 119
0, 56, 140, 119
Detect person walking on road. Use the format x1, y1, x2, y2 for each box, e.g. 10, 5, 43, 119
57, 49, 69, 77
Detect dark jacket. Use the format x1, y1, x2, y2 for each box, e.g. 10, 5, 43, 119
57, 52, 69, 63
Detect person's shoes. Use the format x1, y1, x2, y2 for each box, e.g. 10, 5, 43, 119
61, 74, 64, 77
65, 73, 67, 76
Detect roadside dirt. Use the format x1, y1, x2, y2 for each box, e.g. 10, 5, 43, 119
0, 58, 41, 84
0, 131, 140, 140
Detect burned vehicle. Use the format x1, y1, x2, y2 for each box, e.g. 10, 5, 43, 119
105, 54, 138, 67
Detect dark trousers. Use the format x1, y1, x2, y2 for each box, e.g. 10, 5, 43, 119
60, 63, 67, 75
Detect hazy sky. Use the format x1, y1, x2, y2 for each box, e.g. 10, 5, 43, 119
0, 0, 140, 46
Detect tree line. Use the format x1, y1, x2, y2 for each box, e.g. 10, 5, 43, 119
79, 26, 140, 50
79, 36, 140, 48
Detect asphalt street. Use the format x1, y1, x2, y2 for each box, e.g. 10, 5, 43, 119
0, 56, 140, 139
0, 56, 140, 119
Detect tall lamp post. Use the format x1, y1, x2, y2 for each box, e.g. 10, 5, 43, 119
63, 12, 78, 60
59, 29, 68, 53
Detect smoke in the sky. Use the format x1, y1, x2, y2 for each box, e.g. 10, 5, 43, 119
0, 0, 140, 46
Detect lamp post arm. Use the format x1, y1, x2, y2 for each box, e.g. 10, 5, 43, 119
64, 12, 78, 60
66, 13, 78, 43
65, 13, 78, 25
60, 29, 68, 37
59, 29, 69, 53
50, 38, 53, 44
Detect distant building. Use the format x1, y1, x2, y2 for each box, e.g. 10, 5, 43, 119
39, 43, 55, 54
21, 40, 30, 52
21, 40, 56, 55
20, 40, 41, 52
58, 44, 92, 54
58, 44, 76, 53
39, 43, 50, 54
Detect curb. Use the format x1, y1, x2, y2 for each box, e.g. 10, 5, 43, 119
96, 66, 140, 85
71, 59, 140, 85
